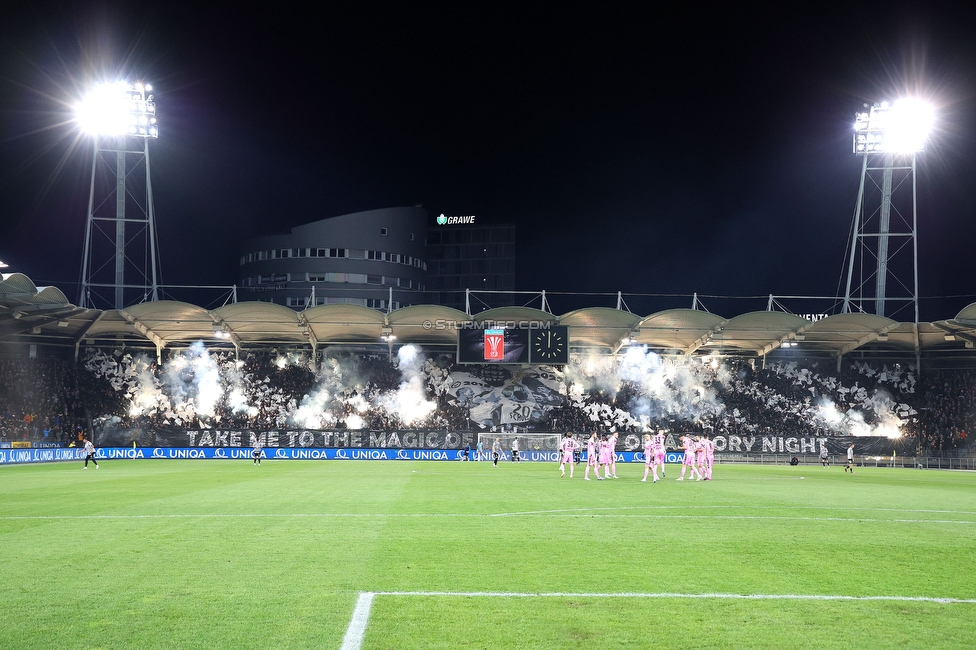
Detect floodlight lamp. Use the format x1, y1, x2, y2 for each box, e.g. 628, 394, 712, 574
853, 98, 933, 155
76, 80, 158, 138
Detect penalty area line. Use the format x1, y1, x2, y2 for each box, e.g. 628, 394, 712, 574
339, 590, 976, 647
371, 591, 976, 604
340, 592, 375, 650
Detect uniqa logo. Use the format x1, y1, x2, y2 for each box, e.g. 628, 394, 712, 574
437, 214, 447, 225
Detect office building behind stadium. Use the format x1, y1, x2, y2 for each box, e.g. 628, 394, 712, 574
239, 207, 517, 312
239, 207, 428, 310
426, 218, 516, 311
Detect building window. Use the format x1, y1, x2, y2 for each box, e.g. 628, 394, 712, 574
366, 274, 383, 285
380, 228, 388, 236
409, 233, 415, 241
329, 248, 346, 258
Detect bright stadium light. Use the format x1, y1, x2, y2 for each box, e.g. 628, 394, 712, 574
75, 81, 158, 138
853, 98, 934, 155
77, 79, 161, 310
844, 95, 933, 328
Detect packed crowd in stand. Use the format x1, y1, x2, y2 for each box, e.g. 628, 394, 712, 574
0, 350, 973, 454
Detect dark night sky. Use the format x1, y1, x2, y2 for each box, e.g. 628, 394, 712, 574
1, 2, 975, 318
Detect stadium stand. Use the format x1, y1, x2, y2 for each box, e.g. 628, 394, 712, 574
1, 272, 974, 454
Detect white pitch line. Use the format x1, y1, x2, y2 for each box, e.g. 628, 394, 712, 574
339, 592, 374, 650
5, 504, 976, 520
2, 511, 975, 525
371, 591, 976, 604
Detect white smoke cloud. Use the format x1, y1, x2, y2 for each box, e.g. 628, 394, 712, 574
373, 345, 437, 425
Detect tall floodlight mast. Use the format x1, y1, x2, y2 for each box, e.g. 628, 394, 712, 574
76, 81, 160, 309
841, 99, 933, 323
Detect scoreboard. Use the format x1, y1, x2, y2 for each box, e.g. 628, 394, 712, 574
457, 326, 568, 364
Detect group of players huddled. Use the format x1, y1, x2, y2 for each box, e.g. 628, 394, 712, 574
557, 431, 715, 482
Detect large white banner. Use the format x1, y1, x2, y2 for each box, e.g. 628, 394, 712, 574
440, 366, 564, 428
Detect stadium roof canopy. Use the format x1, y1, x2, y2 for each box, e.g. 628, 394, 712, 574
2, 273, 975, 362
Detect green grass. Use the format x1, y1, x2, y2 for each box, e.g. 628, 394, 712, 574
1, 459, 974, 649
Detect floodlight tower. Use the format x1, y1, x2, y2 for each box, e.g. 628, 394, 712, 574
841, 99, 933, 323
76, 81, 160, 309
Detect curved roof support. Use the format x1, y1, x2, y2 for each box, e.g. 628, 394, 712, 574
119, 308, 166, 351
684, 321, 729, 355
298, 313, 319, 370
206, 311, 243, 356
836, 322, 901, 358
756, 320, 818, 358
74, 311, 106, 363
834, 322, 901, 371
933, 321, 976, 347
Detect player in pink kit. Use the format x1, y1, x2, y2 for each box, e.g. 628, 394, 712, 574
702, 435, 715, 480
609, 431, 619, 478
693, 436, 707, 480
653, 429, 667, 478
641, 434, 659, 483
559, 433, 579, 478
677, 435, 700, 481
584, 433, 600, 480
598, 434, 613, 479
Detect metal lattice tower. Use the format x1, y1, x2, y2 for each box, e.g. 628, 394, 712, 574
78, 82, 160, 309
842, 100, 932, 324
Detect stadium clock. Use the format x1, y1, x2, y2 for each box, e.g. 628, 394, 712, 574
531, 327, 568, 364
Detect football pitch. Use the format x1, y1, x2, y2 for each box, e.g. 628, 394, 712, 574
2, 459, 975, 649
